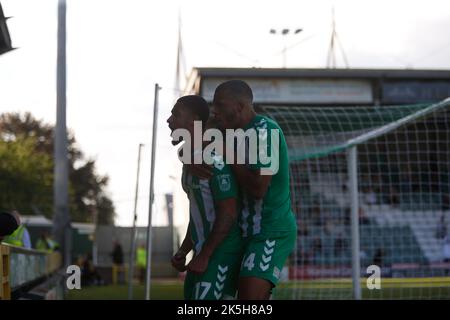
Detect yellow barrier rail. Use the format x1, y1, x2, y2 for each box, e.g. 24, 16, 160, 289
0, 243, 62, 300
0, 245, 11, 300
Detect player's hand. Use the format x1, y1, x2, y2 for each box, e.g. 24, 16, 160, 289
186, 163, 213, 179
171, 251, 187, 272
187, 252, 210, 274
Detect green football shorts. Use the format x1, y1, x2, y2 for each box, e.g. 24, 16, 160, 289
184, 250, 243, 300
239, 229, 297, 287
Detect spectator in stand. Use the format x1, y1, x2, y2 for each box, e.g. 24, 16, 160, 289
358, 207, 370, 225
344, 207, 351, 226
312, 237, 322, 255
36, 231, 60, 252
435, 214, 447, 240
324, 219, 335, 235
111, 240, 124, 265
81, 253, 103, 286
442, 235, 450, 263
136, 244, 147, 284
399, 165, 413, 194
341, 183, 348, 193
386, 186, 400, 207
297, 248, 313, 265
110, 239, 125, 284
311, 204, 323, 226
297, 222, 308, 236
363, 187, 377, 205
442, 195, 450, 211
1, 210, 32, 249
0, 211, 19, 240
373, 248, 385, 267
334, 233, 347, 256
359, 246, 368, 262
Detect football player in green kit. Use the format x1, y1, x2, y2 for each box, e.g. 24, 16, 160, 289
167, 95, 243, 300
194, 80, 297, 300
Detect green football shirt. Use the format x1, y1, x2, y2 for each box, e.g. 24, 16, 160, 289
239, 114, 297, 237
181, 153, 242, 255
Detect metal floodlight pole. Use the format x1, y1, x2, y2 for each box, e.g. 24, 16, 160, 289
348, 146, 362, 300
53, 0, 71, 268
144, 83, 161, 300
269, 28, 302, 68
128, 143, 144, 300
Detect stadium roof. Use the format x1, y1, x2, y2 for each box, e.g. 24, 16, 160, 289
21, 215, 53, 227
190, 67, 450, 80
21, 215, 95, 234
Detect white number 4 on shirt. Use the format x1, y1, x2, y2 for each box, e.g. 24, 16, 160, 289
243, 253, 255, 271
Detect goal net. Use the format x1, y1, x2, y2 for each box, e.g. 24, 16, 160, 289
259, 98, 450, 299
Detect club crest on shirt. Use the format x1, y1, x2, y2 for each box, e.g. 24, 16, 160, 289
217, 174, 231, 192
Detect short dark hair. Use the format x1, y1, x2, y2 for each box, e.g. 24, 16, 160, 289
177, 95, 209, 124
0, 211, 19, 237
214, 80, 253, 104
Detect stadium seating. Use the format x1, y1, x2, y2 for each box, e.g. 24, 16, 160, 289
295, 192, 431, 268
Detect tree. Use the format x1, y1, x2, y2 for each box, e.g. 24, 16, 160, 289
0, 112, 116, 224
0, 136, 53, 215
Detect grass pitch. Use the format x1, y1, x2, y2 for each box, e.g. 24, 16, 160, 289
66, 278, 450, 300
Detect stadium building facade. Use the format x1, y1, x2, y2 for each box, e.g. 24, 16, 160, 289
184, 67, 450, 107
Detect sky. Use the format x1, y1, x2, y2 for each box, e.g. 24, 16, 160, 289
1, 0, 450, 227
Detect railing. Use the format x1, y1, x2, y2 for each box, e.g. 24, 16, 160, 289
0, 245, 10, 299
0, 243, 62, 299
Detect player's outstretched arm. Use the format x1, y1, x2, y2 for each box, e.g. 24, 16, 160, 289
187, 198, 237, 274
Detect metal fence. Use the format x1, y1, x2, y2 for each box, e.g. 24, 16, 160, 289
0, 243, 62, 299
